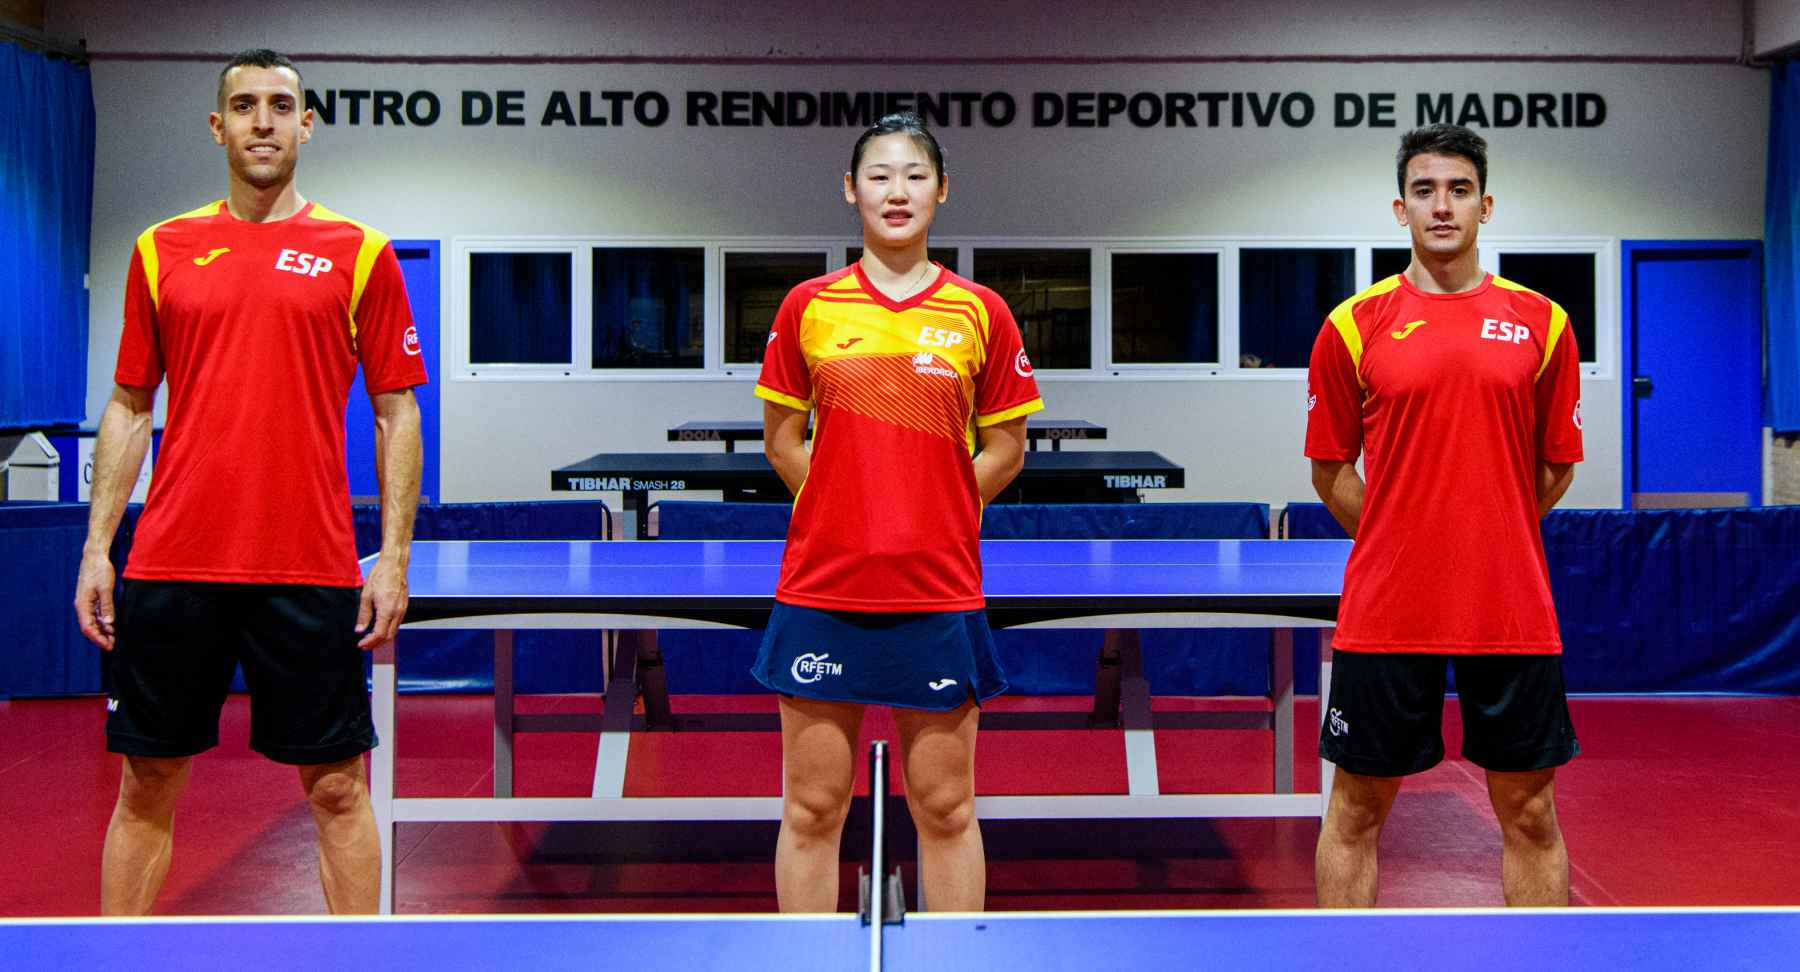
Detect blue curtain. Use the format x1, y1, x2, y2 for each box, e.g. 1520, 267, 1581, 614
467, 253, 572, 364
1768, 59, 1800, 433
0, 43, 94, 430
1238, 249, 1353, 368
592, 248, 701, 368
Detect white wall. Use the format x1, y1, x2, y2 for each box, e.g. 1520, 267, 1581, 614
52, 0, 1746, 59
55, 1, 1767, 511
1755, 0, 1800, 58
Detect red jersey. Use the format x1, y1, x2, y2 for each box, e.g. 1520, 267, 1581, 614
755, 264, 1044, 612
1305, 273, 1583, 654
115, 200, 427, 587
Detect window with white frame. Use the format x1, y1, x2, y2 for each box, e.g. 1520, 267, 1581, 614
723, 250, 831, 365
468, 252, 573, 365
451, 239, 1611, 378
1496, 251, 1599, 364
1372, 246, 1412, 282
1110, 251, 1220, 365
1238, 248, 1355, 369
973, 248, 1091, 370
591, 247, 704, 369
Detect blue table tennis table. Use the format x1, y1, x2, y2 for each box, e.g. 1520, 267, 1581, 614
366, 539, 1351, 913
8, 908, 1799, 970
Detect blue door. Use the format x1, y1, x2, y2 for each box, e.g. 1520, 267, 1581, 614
345, 240, 441, 504
1622, 241, 1763, 507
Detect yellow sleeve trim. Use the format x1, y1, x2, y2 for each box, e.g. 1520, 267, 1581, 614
754, 385, 813, 413
1492, 276, 1569, 380
1323, 275, 1402, 389
135, 201, 224, 309
308, 204, 391, 347
976, 397, 1045, 426
1537, 302, 1570, 380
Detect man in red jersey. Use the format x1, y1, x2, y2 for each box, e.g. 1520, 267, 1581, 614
1306, 124, 1583, 907
71, 50, 425, 915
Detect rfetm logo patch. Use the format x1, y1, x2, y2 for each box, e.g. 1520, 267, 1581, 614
790, 652, 843, 684
404, 326, 422, 356
1014, 350, 1034, 378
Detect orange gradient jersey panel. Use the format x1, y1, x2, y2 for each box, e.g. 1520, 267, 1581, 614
755, 264, 1043, 612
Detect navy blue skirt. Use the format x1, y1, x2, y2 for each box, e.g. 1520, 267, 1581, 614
752, 602, 1009, 711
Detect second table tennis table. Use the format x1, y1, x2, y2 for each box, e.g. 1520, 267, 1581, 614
668, 418, 1107, 451
367, 538, 1348, 913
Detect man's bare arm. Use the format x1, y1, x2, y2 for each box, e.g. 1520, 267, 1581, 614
357, 388, 422, 650
1310, 459, 1365, 540
1537, 461, 1575, 518
75, 384, 156, 649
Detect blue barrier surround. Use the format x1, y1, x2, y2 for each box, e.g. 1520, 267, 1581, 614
7, 500, 1798, 698
0, 501, 607, 698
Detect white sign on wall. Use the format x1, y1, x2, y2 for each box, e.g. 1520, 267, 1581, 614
77, 436, 152, 504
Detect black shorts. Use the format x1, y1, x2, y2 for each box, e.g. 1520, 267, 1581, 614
105, 580, 376, 765
1320, 650, 1579, 777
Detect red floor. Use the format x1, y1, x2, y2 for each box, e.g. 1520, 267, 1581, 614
4, 694, 1798, 915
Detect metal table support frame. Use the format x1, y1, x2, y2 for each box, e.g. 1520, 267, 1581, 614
371, 620, 1339, 914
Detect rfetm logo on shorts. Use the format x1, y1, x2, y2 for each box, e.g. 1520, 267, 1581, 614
1328, 707, 1349, 737
790, 652, 844, 684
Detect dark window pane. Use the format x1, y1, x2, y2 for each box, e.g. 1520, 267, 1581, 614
1111, 253, 1220, 364
469, 253, 572, 365
1372, 247, 1412, 282
847, 247, 959, 274
973, 249, 1091, 369
591, 248, 704, 369
1238, 248, 1354, 368
1497, 253, 1598, 363
725, 252, 830, 364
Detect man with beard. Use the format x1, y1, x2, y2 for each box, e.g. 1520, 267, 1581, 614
73, 49, 426, 914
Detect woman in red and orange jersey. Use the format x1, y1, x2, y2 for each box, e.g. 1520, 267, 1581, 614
752, 112, 1043, 913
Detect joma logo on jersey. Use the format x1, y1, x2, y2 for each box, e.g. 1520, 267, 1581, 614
274, 249, 335, 277
917, 326, 965, 349
1480, 318, 1531, 344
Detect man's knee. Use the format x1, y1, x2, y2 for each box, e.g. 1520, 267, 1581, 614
304, 766, 368, 818
117, 757, 191, 816
1490, 775, 1560, 847
1324, 771, 1401, 843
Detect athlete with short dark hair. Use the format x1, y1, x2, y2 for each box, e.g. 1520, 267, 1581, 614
73, 48, 426, 915
1307, 123, 1583, 906
755, 112, 1042, 912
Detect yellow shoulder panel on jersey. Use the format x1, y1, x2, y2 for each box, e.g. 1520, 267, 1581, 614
308, 204, 392, 342
1324, 275, 1403, 388
135, 201, 224, 309
1492, 276, 1569, 379
926, 281, 993, 369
